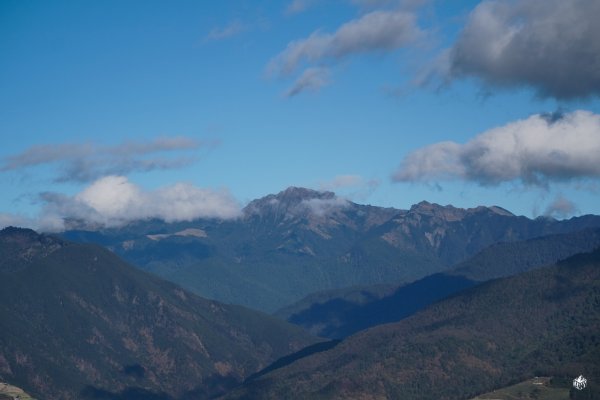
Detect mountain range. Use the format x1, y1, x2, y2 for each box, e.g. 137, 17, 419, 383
0, 227, 318, 400
62, 187, 600, 313
277, 227, 600, 338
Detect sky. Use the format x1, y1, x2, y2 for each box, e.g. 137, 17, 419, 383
1, 0, 600, 231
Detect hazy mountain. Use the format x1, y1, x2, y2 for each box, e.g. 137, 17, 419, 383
62, 187, 600, 312
224, 248, 600, 399
0, 228, 318, 400
278, 228, 600, 338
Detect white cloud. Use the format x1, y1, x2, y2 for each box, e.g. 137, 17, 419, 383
301, 196, 350, 217
393, 110, 600, 186
268, 10, 422, 77
38, 176, 241, 231
286, 67, 330, 97
445, 0, 600, 99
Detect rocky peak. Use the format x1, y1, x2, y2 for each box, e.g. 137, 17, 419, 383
408, 202, 515, 222
243, 187, 336, 217
409, 201, 468, 222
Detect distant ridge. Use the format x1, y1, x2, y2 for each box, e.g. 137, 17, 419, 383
62, 187, 600, 312
278, 227, 600, 338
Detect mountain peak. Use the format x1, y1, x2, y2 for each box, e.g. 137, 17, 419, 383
276, 186, 335, 201
243, 187, 336, 217
0, 227, 65, 272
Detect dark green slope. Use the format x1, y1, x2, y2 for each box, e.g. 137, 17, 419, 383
450, 227, 600, 281
0, 228, 319, 400
277, 228, 600, 339
224, 248, 600, 400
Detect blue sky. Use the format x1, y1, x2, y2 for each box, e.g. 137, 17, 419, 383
1, 0, 600, 230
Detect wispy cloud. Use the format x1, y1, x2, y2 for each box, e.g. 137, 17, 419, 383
205, 20, 246, 41
268, 9, 423, 95
544, 194, 578, 219
1, 136, 210, 183
318, 174, 380, 201
393, 110, 600, 187
269, 10, 422, 76
442, 0, 600, 100
36, 175, 241, 231
285, 0, 315, 15
286, 67, 330, 97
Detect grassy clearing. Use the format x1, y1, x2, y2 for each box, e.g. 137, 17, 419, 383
0, 382, 36, 400
471, 377, 570, 400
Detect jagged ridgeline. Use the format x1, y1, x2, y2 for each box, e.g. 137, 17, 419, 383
63, 187, 600, 312
0, 228, 319, 400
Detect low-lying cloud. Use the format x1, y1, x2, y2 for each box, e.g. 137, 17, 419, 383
318, 174, 380, 201
393, 110, 600, 187
544, 195, 578, 219
445, 0, 600, 99
1, 136, 207, 183
36, 176, 241, 231
301, 196, 350, 217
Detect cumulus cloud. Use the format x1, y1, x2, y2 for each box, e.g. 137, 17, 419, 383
286, 67, 330, 97
1, 136, 207, 183
544, 195, 578, 219
268, 10, 422, 76
393, 110, 600, 187
205, 20, 246, 41
37, 176, 241, 231
445, 0, 600, 99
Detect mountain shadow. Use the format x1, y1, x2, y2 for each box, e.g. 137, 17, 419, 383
280, 228, 600, 338
224, 247, 600, 399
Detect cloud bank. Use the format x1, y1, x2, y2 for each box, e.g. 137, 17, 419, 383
446, 0, 600, 99
1, 136, 206, 183
393, 110, 600, 186
36, 176, 241, 231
